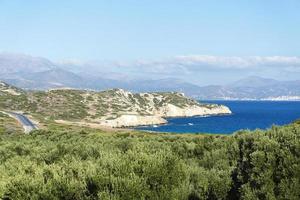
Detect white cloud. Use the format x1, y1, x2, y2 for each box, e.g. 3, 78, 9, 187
114, 55, 300, 74
169, 55, 300, 69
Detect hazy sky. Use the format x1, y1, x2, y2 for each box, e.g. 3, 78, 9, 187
1, 0, 300, 84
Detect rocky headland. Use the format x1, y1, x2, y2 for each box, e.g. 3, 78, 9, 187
0, 81, 232, 128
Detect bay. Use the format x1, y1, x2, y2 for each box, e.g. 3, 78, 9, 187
135, 101, 300, 134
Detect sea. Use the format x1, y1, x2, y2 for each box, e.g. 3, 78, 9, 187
135, 101, 300, 134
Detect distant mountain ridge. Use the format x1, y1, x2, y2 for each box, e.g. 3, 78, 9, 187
1, 53, 300, 100
0, 53, 55, 74
229, 76, 280, 88
193, 76, 300, 100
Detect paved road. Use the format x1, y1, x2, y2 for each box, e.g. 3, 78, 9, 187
7, 112, 37, 133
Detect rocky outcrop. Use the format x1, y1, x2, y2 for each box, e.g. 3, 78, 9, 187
102, 115, 167, 127
85, 90, 232, 128
101, 101, 231, 128
0, 81, 22, 95
156, 104, 231, 118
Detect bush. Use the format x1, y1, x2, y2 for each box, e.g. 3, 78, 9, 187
0, 123, 299, 199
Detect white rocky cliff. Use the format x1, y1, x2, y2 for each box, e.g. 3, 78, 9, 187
94, 90, 232, 127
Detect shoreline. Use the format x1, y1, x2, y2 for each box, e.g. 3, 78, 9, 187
122, 112, 233, 129
54, 112, 233, 130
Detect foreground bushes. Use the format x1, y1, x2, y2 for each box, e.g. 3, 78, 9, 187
0, 124, 299, 199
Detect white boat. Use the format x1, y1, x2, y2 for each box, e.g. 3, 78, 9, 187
188, 123, 194, 126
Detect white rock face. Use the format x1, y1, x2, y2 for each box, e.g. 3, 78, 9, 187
102, 115, 167, 127
102, 104, 231, 128
156, 104, 231, 117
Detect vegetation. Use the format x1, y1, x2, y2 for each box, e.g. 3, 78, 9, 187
0, 112, 23, 135
0, 122, 299, 199
161, 92, 198, 108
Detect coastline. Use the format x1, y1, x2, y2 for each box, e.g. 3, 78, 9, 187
55, 106, 232, 129
104, 104, 232, 128
126, 112, 233, 129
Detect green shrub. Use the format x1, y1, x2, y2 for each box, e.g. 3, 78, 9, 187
0, 123, 299, 199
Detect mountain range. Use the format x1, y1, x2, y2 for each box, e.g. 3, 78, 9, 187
1, 53, 300, 100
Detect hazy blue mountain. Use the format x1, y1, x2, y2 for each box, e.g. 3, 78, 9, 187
193, 77, 300, 99
82, 78, 201, 95
24, 68, 85, 89
229, 76, 280, 88
121, 78, 201, 94
1, 54, 300, 99
2, 69, 85, 90
0, 53, 55, 75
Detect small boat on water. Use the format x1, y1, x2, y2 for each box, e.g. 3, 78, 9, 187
152, 125, 158, 128
188, 123, 194, 126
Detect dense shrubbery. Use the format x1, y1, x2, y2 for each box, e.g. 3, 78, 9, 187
0, 124, 299, 199
0, 113, 22, 135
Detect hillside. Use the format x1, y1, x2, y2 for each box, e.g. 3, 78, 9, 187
0, 83, 231, 127
0, 120, 299, 199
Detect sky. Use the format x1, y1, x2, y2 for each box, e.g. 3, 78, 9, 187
1, 0, 300, 85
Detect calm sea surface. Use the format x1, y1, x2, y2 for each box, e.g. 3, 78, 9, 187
135, 101, 300, 134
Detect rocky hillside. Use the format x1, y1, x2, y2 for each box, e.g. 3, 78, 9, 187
0, 83, 231, 127
0, 81, 24, 96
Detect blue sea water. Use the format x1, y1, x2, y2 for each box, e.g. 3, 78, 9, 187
135, 101, 300, 134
